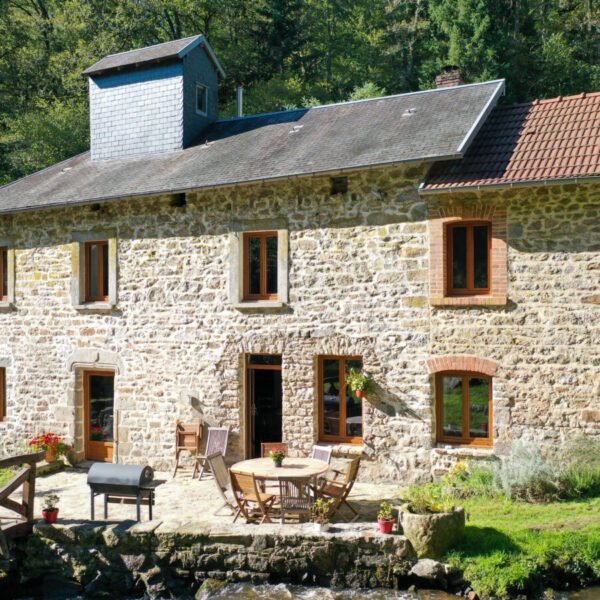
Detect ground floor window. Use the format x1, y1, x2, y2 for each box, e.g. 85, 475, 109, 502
436, 371, 492, 446
318, 356, 363, 444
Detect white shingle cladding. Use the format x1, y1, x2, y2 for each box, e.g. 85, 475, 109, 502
89, 63, 185, 160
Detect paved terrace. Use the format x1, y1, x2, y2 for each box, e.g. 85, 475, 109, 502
1, 463, 402, 534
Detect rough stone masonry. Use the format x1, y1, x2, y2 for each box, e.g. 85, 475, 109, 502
0, 163, 597, 481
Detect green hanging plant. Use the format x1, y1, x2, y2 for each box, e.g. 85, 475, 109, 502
346, 367, 375, 398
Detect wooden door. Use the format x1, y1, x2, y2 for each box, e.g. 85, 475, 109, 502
84, 370, 115, 462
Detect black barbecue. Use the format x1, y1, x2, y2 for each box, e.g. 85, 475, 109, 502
87, 463, 155, 521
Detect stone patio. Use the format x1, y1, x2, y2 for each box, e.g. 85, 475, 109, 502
1, 463, 402, 531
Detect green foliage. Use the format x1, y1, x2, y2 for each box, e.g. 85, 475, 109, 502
445, 496, 600, 598
42, 494, 59, 511
0, 0, 597, 183
401, 482, 455, 514
311, 497, 333, 524
346, 367, 375, 395
377, 500, 394, 521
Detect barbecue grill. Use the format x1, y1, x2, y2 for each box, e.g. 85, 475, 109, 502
87, 463, 155, 521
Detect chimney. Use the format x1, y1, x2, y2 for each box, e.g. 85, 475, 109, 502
83, 35, 225, 161
435, 66, 465, 89
236, 86, 244, 118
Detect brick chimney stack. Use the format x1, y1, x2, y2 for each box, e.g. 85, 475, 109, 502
435, 66, 465, 88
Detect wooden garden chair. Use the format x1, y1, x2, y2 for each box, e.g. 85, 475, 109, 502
206, 452, 235, 516
318, 457, 361, 522
229, 470, 277, 524
278, 476, 314, 524
173, 420, 203, 477
193, 426, 229, 479
310, 444, 333, 464
260, 442, 289, 457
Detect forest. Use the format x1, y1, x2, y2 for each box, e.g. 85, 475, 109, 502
0, 0, 597, 185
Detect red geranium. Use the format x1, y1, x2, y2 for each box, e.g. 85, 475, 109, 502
29, 433, 72, 458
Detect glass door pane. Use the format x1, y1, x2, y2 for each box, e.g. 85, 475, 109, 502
345, 359, 363, 437
442, 376, 463, 437
322, 359, 340, 436
469, 377, 490, 438
88, 375, 114, 443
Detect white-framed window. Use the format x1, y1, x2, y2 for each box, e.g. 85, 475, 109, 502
195, 83, 208, 116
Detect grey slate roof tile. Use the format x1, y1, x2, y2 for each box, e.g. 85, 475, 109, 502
0, 80, 504, 214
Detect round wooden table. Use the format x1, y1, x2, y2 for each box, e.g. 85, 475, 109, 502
231, 457, 329, 481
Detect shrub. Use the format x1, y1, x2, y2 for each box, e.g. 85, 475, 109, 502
444, 461, 499, 499
493, 441, 559, 502
556, 436, 600, 499
401, 482, 455, 514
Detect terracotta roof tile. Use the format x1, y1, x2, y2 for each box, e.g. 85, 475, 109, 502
423, 91, 600, 190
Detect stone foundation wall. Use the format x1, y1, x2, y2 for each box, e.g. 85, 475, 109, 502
0, 165, 597, 481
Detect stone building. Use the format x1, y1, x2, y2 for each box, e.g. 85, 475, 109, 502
0, 36, 597, 481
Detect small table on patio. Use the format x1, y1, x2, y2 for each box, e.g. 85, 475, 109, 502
231, 457, 330, 499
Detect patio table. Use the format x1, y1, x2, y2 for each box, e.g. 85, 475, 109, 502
231, 457, 329, 481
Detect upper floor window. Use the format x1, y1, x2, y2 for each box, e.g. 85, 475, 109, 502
196, 83, 208, 116
85, 241, 109, 302
447, 222, 490, 295
0, 247, 7, 300
243, 231, 278, 301
436, 371, 492, 446
318, 356, 363, 444
0, 367, 5, 420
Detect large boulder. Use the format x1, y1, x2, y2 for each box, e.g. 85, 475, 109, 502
398, 507, 465, 559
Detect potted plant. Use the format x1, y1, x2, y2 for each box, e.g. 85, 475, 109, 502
397, 483, 465, 558
377, 500, 395, 534
311, 497, 334, 532
28, 433, 72, 463
42, 494, 60, 524
346, 367, 375, 399
269, 448, 286, 468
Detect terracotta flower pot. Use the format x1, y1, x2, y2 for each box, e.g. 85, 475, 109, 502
356, 389, 364, 398
45, 450, 56, 463
378, 518, 395, 534
42, 508, 59, 524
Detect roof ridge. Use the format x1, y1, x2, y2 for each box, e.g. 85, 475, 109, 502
217, 79, 505, 124
98, 35, 201, 61
490, 90, 600, 112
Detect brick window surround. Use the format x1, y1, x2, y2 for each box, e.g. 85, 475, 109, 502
427, 355, 499, 377
429, 204, 507, 306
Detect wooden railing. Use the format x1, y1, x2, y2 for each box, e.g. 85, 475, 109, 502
0, 451, 45, 554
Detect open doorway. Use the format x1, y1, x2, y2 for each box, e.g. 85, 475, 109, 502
245, 354, 282, 458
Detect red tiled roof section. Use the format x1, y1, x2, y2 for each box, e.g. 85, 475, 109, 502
423, 91, 600, 190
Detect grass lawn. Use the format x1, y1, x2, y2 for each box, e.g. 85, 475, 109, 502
446, 495, 600, 598
0, 468, 15, 487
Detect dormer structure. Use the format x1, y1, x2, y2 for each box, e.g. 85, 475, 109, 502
84, 35, 225, 161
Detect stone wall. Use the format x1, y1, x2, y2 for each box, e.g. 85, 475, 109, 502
0, 166, 597, 481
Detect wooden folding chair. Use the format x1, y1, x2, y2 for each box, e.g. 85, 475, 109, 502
310, 444, 333, 464
318, 457, 361, 522
229, 470, 277, 524
173, 420, 203, 477
193, 426, 229, 479
206, 452, 235, 516
278, 476, 313, 524
260, 442, 289, 457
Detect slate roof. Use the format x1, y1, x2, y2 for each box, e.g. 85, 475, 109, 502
0, 80, 504, 214
83, 35, 226, 77
423, 91, 600, 191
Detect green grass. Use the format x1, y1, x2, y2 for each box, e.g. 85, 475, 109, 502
446, 495, 600, 598
0, 468, 15, 487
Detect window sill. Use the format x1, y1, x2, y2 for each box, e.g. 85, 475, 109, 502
433, 444, 495, 458
318, 442, 365, 457
0, 302, 15, 312
74, 302, 116, 313
429, 294, 507, 307
232, 300, 285, 310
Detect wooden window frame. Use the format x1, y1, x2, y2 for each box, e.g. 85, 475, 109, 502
84, 241, 109, 302
0, 247, 6, 301
435, 371, 493, 447
243, 231, 278, 301
318, 355, 363, 445
195, 83, 208, 116
0, 368, 5, 421
446, 221, 491, 296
